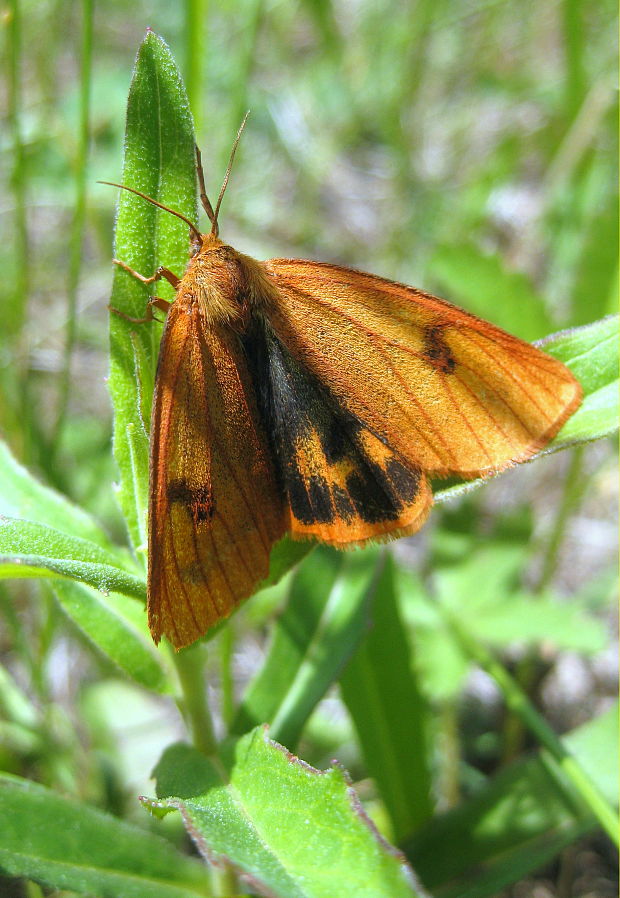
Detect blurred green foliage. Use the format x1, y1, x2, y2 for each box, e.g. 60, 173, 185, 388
0, 2, 617, 897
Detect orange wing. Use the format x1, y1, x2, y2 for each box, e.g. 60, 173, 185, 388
148, 302, 285, 649
262, 259, 582, 479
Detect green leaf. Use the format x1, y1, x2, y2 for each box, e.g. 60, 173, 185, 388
0, 517, 144, 599
570, 175, 618, 326
232, 546, 382, 747
340, 554, 433, 842
428, 244, 553, 341
52, 580, 169, 692
0, 665, 39, 730
396, 567, 471, 702
260, 536, 314, 590
148, 729, 424, 898
108, 31, 198, 551
0, 773, 207, 898
398, 544, 607, 702
404, 705, 619, 898
541, 314, 619, 444
0, 439, 113, 548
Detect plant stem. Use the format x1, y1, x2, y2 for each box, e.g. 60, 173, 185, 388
172, 644, 217, 756
172, 642, 239, 895
443, 606, 619, 846
184, 0, 206, 134
7, 0, 33, 464
534, 445, 587, 593
7, 0, 28, 340
52, 0, 93, 454
501, 446, 589, 762
220, 623, 235, 729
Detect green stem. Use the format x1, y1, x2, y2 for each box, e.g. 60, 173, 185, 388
562, 0, 586, 122
535, 445, 587, 592
172, 642, 239, 895
220, 623, 235, 729
52, 0, 93, 454
437, 699, 461, 808
225, 0, 263, 166
7, 0, 33, 464
7, 0, 28, 339
172, 645, 217, 756
501, 446, 589, 762
443, 607, 619, 846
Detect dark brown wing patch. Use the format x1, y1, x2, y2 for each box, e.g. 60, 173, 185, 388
241, 319, 431, 545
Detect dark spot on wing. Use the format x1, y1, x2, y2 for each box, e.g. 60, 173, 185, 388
424, 326, 456, 374
306, 474, 335, 523
167, 480, 214, 525
345, 456, 402, 523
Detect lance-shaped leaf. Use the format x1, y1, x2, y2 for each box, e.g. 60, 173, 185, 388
108, 31, 198, 551
0, 773, 207, 898
340, 554, 433, 842
0, 438, 114, 548
52, 580, 168, 692
541, 314, 619, 444
0, 517, 144, 598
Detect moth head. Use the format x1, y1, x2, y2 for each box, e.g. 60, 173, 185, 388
98, 113, 250, 247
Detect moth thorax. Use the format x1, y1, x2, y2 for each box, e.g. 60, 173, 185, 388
193, 247, 251, 326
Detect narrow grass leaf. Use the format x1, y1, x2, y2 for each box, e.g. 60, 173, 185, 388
232, 546, 382, 748
340, 554, 433, 842
403, 705, 618, 898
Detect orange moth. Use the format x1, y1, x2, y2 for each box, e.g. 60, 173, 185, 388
106, 126, 582, 650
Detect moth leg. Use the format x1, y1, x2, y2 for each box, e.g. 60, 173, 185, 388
113, 258, 181, 290
109, 295, 172, 325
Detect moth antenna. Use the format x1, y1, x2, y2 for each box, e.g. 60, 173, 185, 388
210, 111, 250, 236
98, 181, 203, 244
195, 146, 217, 226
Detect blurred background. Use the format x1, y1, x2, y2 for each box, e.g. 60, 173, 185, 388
0, 1, 617, 896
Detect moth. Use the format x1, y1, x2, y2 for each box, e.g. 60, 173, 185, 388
106, 128, 582, 650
